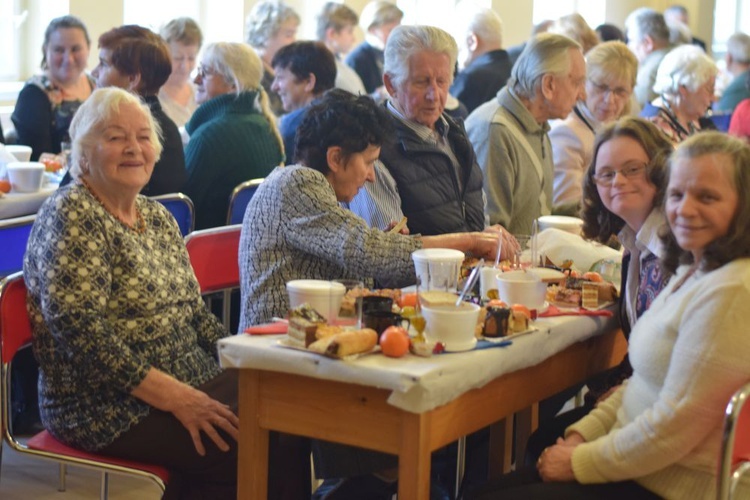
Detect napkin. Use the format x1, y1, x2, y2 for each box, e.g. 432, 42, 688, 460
538, 304, 613, 318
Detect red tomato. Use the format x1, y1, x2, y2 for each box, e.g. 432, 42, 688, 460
398, 292, 418, 308
583, 272, 604, 282
380, 326, 410, 358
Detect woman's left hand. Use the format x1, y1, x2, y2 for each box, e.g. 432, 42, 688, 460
537, 442, 577, 482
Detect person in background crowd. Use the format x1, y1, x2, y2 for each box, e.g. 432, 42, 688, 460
59, 25, 186, 196
159, 17, 202, 128
317, 2, 367, 96
466, 33, 586, 235
245, 0, 300, 116
716, 32, 750, 113
550, 41, 637, 214
346, 1, 403, 101
24, 87, 241, 499
469, 131, 750, 500
664, 4, 707, 52
729, 96, 750, 141
271, 41, 336, 163
642, 44, 718, 144
506, 20, 554, 69
450, 4, 512, 114
595, 23, 626, 43
549, 13, 599, 54
11, 15, 93, 160
625, 8, 672, 108
183, 42, 283, 229
525, 116, 674, 469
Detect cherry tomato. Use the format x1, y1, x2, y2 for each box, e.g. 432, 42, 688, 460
398, 292, 418, 308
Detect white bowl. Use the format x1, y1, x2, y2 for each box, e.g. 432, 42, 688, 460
5, 145, 33, 162
286, 280, 345, 321
411, 248, 464, 291
496, 270, 547, 310
537, 215, 584, 235
422, 302, 481, 352
7, 161, 45, 193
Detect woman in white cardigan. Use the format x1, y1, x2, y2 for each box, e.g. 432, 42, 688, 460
469, 132, 750, 499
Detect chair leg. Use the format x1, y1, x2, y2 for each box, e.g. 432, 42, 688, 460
222, 290, 231, 329
100, 471, 109, 500
58, 463, 67, 491
455, 436, 466, 499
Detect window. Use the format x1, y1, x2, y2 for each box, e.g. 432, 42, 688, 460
713, 0, 750, 55
532, 0, 604, 29
0, 0, 21, 81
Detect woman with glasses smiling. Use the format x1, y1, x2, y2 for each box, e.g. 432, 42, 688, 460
550, 41, 637, 214
642, 44, 718, 144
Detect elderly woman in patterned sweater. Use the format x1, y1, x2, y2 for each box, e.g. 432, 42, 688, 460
23, 88, 241, 499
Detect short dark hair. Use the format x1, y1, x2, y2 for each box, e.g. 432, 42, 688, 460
98, 25, 172, 96
660, 132, 750, 273
41, 15, 91, 69
271, 41, 337, 95
295, 89, 393, 171
581, 117, 673, 244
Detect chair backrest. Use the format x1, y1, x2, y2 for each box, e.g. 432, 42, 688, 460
227, 178, 263, 225
718, 382, 750, 499
1, 273, 31, 439
184, 225, 241, 294
151, 193, 195, 236
710, 113, 733, 133
0, 215, 35, 278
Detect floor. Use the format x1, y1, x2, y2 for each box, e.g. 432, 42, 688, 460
0, 441, 162, 499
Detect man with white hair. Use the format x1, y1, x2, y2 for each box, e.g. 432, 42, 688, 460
625, 8, 672, 107
466, 33, 586, 235
450, 5, 511, 113
716, 32, 750, 113
664, 4, 707, 52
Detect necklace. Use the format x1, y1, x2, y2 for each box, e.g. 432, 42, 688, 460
79, 177, 146, 234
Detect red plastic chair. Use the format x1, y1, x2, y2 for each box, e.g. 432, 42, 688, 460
0, 273, 169, 499
184, 225, 242, 328
718, 382, 750, 499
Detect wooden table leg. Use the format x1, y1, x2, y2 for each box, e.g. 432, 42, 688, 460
399, 412, 432, 500
488, 418, 515, 478
514, 403, 539, 467
238, 370, 269, 500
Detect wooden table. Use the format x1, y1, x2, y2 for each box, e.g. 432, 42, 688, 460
231, 326, 627, 499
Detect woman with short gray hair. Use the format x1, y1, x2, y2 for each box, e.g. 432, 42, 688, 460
244, 0, 300, 115
641, 44, 718, 144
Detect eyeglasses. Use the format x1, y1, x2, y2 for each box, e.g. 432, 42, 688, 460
588, 80, 631, 100
593, 161, 649, 186
193, 65, 215, 80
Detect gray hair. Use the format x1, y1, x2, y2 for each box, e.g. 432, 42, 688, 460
460, 4, 503, 47
360, 1, 403, 32
509, 33, 582, 100
68, 88, 163, 179
727, 32, 750, 64
625, 8, 669, 45
653, 44, 717, 98
245, 0, 300, 50
667, 19, 692, 46
160, 17, 203, 48
384, 25, 458, 88
200, 42, 285, 156
549, 13, 598, 54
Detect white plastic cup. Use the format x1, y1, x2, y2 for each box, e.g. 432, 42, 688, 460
495, 270, 547, 310
537, 215, 584, 235
7, 161, 45, 193
422, 302, 481, 352
5, 145, 33, 162
480, 266, 502, 300
286, 280, 345, 322
411, 248, 464, 291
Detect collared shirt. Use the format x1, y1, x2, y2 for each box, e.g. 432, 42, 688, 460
344, 160, 404, 231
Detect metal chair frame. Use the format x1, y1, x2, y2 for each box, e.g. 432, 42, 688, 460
151, 192, 195, 236
184, 225, 242, 329
718, 381, 750, 499
0, 272, 168, 499
226, 178, 263, 225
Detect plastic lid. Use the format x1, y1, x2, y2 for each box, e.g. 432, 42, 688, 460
411, 248, 465, 262
286, 280, 345, 295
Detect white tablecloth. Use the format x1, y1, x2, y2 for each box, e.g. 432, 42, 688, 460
219, 313, 617, 414
0, 184, 58, 219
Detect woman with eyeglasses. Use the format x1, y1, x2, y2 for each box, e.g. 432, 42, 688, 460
182, 42, 284, 229
550, 41, 637, 215
641, 44, 718, 144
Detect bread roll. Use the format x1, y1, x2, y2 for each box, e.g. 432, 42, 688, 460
308, 328, 378, 358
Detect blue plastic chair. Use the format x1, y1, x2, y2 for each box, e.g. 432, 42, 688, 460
710, 112, 733, 133
0, 215, 35, 278
151, 193, 195, 236
227, 178, 263, 225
